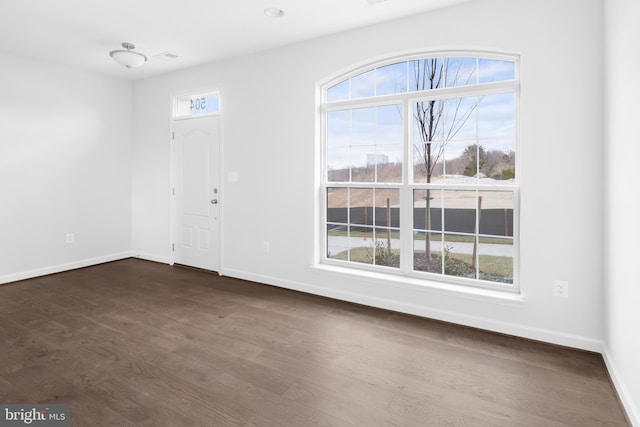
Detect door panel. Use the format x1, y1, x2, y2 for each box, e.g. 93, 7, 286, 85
173, 115, 220, 271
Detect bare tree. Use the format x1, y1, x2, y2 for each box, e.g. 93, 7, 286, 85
412, 58, 480, 262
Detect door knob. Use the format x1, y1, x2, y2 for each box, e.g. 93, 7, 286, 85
211, 199, 218, 204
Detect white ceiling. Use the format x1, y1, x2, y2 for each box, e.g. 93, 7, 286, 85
0, 0, 472, 81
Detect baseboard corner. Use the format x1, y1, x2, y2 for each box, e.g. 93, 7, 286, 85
602, 345, 639, 426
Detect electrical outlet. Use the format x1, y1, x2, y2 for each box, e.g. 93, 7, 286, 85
553, 280, 568, 298
263, 241, 270, 254
65, 233, 75, 244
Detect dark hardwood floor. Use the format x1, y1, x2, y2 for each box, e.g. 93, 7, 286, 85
0, 259, 629, 426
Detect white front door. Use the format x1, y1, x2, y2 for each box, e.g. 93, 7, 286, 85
172, 115, 220, 271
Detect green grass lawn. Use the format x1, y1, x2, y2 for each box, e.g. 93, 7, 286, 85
329, 247, 512, 281
431, 251, 513, 278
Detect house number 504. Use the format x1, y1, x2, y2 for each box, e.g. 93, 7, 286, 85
190, 98, 206, 111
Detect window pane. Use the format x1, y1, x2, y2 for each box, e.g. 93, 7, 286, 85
351, 146, 375, 182
414, 231, 442, 273
327, 109, 350, 182
413, 96, 481, 184
327, 225, 348, 260
352, 107, 376, 145
412, 99, 446, 184
376, 104, 403, 183
376, 62, 408, 96
350, 226, 373, 265
413, 189, 443, 272
377, 104, 403, 144
478, 141, 516, 181
409, 59, 446, 92
413, 142, 445, 183
478, 93, 516, 140
461, 144, 482, 180
445, 57, 478, 87
350, 188, 373, 226
327, 80, 349, 102
442, 234, 476, 279
376, 148, 402, 183
413, 189, 442, 232
351, 70, 375, 99
327, 188, 348, 223
374, 188, 400, 227
478, 237, 513, 283
327, 146, 350, 182
478, 191, 513, 237
413, 189, 427, 231
374, 228, 400, 267
479, 59, 515, 83
443, 141, 472, 179
328, 105, 407, 184
443, 190, 477, 234
443, 96, 478, 141
327, 110, 350, 147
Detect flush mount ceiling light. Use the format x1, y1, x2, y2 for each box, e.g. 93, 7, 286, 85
109, 42, 147, 69
264, 7, 285, 18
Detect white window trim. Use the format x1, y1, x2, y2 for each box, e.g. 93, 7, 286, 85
317, 51, 520, 294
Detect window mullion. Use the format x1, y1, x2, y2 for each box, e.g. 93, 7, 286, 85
475, 188, 480, 280
347, 187, 351, 262
400, 98, 413, 274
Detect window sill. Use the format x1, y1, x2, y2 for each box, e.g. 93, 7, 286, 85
309, 263, 526, 308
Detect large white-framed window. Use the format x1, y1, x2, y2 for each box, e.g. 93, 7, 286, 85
320, 52, 519, 292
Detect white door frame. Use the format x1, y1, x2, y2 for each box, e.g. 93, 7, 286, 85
169, 88, 223, 271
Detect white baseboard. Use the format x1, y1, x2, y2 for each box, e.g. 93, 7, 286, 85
0, 252, 132, 285
602, 346, 639, 426
220, 267, 603, 353
131, 252, 171, 265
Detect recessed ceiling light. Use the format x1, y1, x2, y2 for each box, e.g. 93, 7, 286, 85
264, 7, 285, 18
366, 0, 389, 4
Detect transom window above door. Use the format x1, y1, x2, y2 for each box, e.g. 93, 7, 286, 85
174, 92, 220, 119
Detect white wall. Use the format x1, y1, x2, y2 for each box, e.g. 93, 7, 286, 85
0, 53, 133, 283
604, 0, 640, 424
132, 0, 607, 351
